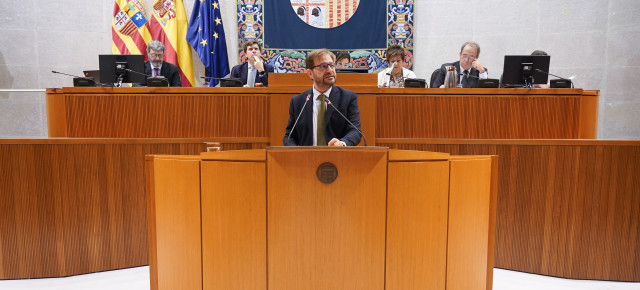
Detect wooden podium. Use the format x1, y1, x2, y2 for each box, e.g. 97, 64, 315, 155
146, 147, 497, 290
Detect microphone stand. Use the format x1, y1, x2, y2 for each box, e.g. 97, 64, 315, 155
535, 69, 574, 88
286, 94, 312, 145
324, 96, 367, 146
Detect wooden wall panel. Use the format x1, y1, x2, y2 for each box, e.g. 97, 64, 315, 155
47, 87, 599, 142
63, 94, 269, 138
376, 95, 582, 139
446, 157, 496, 290
377, 139, 640, 282
201, 160, 267, 290
267, 150, 387, 290
386, 161, 449, 290
148, 156, 203, 290
0, 138, 267, 279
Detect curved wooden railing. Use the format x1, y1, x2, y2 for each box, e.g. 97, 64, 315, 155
377, 139, 640, 282
0, 138, 268, 279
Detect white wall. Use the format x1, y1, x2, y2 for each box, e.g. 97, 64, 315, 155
1, 0, 638, 138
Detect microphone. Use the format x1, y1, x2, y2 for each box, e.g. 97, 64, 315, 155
52, 70, 96, 86
51, 70, 86, 78
324, 96, 367, 146
535, 68, 574, 88
459, 72, 480, 79
286, 93, 312, 144
385, 72, 411, 79
125, 68, 150, 77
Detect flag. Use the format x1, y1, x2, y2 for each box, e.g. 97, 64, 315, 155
112, 0, 152, 58
187, 0, 230, 87
148, 0, 195, 87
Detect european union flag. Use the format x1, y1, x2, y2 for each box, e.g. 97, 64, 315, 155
187, 0, 229, 87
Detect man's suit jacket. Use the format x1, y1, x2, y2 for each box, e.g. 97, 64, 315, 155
230, 62, 274, 87
283, 86, 362, 146
432, 61, 487, 88
144, 61, 182, 87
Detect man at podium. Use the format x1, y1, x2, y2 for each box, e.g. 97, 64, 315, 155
283, 49, 362, 146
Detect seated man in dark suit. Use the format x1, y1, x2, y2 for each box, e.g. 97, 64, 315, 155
144, 40, 182, 87
283, 49, 362, 146
433, 41, 488, 88
230, 40, 274, 87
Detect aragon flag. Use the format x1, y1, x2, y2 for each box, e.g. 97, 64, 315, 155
112, 0, 152, 58
148, 0, 195, 87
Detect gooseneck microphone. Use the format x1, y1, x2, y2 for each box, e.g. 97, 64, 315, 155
324, 96, 367, 146
459, 72, 480, 79
535, 68, 574, 88
125, 68, 150, 77
286, 94, 312, 144
535, 68, 571, 81
51, 70, 85, 78
51, 70, 97, 87
386, 72, 410, 79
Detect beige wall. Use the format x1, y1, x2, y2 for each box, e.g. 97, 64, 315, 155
1, 0, 638, 139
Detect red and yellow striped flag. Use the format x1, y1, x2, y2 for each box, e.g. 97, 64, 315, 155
112, 0, 152, 57
326, 0, 360, 28
148, 0, 195, 87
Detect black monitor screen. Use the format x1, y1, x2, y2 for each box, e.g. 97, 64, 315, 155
99, 54, 146, 85
501, 55, 550, 87
335, 67, 369, 73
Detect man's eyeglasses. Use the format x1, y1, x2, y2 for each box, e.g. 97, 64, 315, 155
310, 63, 336, 71
461, 54, 476, 61
150, 53, 164, 58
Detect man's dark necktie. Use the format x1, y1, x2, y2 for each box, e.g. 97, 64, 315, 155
153, 68, 160, 77
317, 94, 326, 146
463, 70, 469, 88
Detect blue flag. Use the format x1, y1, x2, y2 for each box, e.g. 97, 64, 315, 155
187, 0, 229, 87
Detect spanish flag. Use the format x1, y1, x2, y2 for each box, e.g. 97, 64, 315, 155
112, 0, 152, 57
148, 0, 195, 87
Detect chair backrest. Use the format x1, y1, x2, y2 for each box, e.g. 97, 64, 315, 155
430, 68, 440, 88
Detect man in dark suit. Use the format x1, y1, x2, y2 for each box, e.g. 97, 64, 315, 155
143, 40, 182, 87
230, 40, 274, 87
433, 41, 488, 88
283, 49, 362, 146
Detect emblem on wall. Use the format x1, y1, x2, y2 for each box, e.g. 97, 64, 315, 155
290, 0, 360, 29
236, 0, 413, 73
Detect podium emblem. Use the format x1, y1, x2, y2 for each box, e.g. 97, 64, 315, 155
316, 162, 338, 184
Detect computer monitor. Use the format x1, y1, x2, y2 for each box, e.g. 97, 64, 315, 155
501, 55, 550, 88
335, 67, 369, 73
99, 54, 146, 86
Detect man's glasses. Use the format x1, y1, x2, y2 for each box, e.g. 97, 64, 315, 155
150, 53, 164, 59
461, 54, 476, 61
310, 63, 336, 71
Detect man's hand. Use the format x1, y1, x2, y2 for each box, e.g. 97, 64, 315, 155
253, 55, 265, 72
472, 59, 485, 73
328, 138, 345, 146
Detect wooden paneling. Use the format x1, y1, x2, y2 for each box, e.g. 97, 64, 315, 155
0, 138, 267, 279
378, 139, 640, 282
200, 160, 267, 290
386, 161, 449, 290
266, 149, 387, 290
148, 156, 203, 290
269, 72, 378, 87
376, 94, 582, 139
56, 93, 269, 137
47, 87, 599, 142
446, 156, 496, 290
